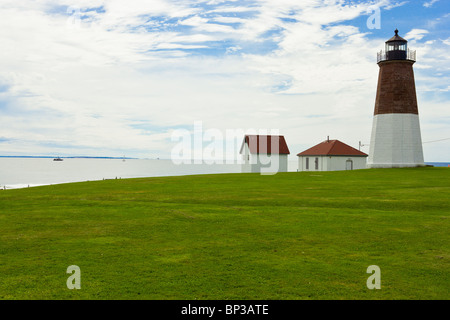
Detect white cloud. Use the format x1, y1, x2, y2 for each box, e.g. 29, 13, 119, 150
405, 29, 429, 41
0, 0, 449, 161
423, 0, 440, 8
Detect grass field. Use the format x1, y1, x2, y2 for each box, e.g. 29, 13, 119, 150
0, 167, 449, 300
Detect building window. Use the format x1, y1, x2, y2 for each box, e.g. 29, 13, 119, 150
305, 158, 309, 170
315, 157, 319, 170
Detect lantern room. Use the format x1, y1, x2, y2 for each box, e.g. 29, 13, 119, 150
385, 29, 407, 60
377, 29, 416, 63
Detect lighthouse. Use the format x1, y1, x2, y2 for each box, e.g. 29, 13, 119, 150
367, 29, 425, 168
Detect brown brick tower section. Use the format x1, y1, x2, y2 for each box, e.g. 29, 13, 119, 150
374, 60, 418, 115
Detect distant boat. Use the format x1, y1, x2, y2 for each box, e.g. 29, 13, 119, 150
53, 157, 63, 161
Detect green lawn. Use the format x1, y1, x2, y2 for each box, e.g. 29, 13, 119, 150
0, 168, 449, 299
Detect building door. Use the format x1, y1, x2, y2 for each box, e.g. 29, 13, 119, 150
346, 159, 353, 170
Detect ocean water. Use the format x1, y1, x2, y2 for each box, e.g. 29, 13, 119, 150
0, 158, 240, 189
425, 162, 450, 167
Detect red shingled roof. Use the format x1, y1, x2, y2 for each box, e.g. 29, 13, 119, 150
240, 135, 290, 154
297, 140, 368, 157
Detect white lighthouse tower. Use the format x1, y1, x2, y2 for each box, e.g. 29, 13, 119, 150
367, 29, 425, 168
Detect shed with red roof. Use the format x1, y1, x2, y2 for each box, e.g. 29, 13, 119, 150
240, 135, 290, 173
297, 139, 368, 171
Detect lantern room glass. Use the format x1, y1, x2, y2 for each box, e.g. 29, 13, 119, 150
386, 41, 407, 52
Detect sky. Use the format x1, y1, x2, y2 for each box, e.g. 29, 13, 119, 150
0, 0, 449, 162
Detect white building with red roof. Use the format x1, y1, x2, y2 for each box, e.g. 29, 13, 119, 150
240, 135, 290, 173
297, 138, 368, 171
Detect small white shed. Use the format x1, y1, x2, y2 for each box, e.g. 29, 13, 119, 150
240, 135, 290, 173
297, 139, 368, 171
